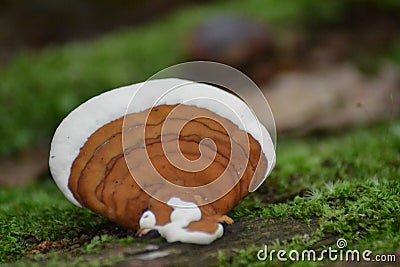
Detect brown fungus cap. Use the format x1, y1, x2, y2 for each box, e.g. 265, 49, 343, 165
49, 79, 275, 244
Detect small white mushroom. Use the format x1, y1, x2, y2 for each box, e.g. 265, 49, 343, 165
139, 211, 156, 229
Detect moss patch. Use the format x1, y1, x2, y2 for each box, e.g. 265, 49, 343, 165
1, 122, 399, 265
222, 122, 400, 266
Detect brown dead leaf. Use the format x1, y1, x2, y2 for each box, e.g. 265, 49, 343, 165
263, 64, 400, 135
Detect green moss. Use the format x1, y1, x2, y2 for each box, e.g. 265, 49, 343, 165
219, 122, 400, 266
1, 122, 399, 265
8, 252, 124, 267
0, 179, 109, 263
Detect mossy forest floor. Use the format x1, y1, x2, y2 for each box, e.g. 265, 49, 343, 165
1, 122, 399, 266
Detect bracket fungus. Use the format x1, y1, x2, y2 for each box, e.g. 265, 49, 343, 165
49, 78, 275, 245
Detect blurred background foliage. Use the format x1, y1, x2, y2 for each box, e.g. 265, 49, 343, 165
0, 0, 399, 155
